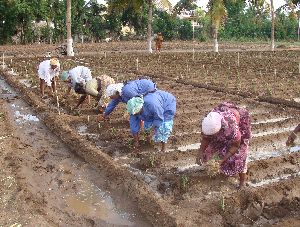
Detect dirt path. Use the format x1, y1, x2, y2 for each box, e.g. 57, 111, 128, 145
0, 78, 151, 226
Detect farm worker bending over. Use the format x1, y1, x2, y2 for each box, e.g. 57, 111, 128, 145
197, 102, 251, 189
155, 32, 163, 54
286, 123, 300, 146
38, 58, 60, 98
104, 79, 157, 119
126, 90, 176, 152
60, 66, 92, 96
61, 71, 115, 110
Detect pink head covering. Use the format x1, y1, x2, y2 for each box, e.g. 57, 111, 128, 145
202, 112, 223, 135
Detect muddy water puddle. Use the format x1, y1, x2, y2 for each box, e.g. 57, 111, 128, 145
19, 78, 35, 88
65, 173, 135, 226
0, 77, 151, 226
77, 124, 99, 139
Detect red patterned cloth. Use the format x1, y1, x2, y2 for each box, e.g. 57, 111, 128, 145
202, 102, 251, 176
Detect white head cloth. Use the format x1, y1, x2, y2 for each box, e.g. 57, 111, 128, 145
106, 83, 124, 97
202, 112, 223, 135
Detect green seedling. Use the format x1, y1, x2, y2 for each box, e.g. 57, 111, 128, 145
266, 86, 273, 96
126, 140, 133, 149
220, 196, 225, 211
181, 175, 189, 190
207, 155, 220, 177
141, 139, 146, 145
143, 130, 150, 137
225, 74, 229, 88
236, 72, 241, 90
149, 155, 156, 168
111, 127, 117, 136
73, 109, 81, 116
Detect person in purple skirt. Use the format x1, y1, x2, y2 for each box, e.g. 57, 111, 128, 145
197, 102, 251, 189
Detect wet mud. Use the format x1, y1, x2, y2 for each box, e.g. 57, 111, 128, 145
0, 45, 300, 226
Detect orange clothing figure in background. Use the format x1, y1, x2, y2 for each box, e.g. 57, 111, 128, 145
155, 32, 163, 53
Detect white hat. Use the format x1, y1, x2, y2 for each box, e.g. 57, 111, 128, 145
106, 83, 124, 97
50, 58, 59, 66
202, 112, 223, 135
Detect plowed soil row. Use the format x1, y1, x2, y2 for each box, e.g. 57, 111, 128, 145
1, 49, 300, 226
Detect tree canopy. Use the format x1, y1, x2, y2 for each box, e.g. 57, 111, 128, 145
0, 0, 299, 44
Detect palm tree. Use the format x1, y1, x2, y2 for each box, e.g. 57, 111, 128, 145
66, 0, 74, 56
108, 0, 171, 53
283, 1, 299, 40
207, 0, 227, 52
147, 0, 153, 53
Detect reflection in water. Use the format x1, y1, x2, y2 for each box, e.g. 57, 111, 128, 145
66, 175, 134, 226
14, 110, 39, 123
0, 77, 149, 226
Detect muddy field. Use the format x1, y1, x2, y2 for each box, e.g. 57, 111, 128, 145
0, 40, 297, 57
1, 43, 300, 226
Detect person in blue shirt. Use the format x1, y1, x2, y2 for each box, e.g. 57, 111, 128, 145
126, 90, 176, 152
104, 79, 156, 119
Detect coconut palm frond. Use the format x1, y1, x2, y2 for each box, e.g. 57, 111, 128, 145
207, 0, 227, 29
154, 0, 172, 11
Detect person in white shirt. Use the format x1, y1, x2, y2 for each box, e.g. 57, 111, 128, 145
60, 66, 92, 96
60, 67, 115, 112
37, 58, 60, 97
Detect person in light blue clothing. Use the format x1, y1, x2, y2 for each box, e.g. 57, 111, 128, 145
127, 90, 176, 152
104, 79, 156, 119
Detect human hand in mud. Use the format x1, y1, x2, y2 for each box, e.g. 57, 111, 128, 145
63, 93, 69, 99
286, 132, 296, 146
133, 134, 140, 150
218, 159, 225, 166
134, 141, 140, 150
196, 155, 203, 165
98, 106, 105, 114
96, 114, 104, 122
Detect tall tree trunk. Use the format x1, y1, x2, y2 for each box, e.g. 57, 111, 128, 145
270, 0, 275, 51
213, 26, 218, 53
147, 0, 153, 53
66, 0, 74, 56
298, 17, 300, 41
